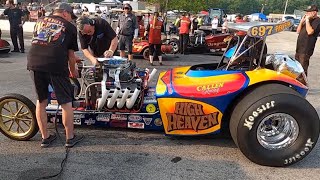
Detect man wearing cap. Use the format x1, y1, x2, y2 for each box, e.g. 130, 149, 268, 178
3, 0, 25, 53
27, 3, 84, 148
76, 16, 118, 65
116, 3, 138, 60
295, 5, 320, 78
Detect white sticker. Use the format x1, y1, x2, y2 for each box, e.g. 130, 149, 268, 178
143, 118, 152, 125
74, 118, 81, 125
111, 114, 127, 121
96, 114, 110, 122
128, 122, 145, 129
128, 115, 142, 122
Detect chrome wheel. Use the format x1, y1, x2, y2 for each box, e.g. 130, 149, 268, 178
169, 41, 179, 53
257, 113, 299, 150
0, 99, 36, 138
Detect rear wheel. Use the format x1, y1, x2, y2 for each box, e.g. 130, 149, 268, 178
229, 84, 319, 166
0, 94, 38, 141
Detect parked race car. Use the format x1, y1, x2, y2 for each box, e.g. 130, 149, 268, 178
132, 38, 177, 60
0, 21, 319, 167
0, 28, 10, 53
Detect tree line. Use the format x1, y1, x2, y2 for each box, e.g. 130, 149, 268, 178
67, 0, 319, 15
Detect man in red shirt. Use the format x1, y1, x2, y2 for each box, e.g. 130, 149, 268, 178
145, 12, 164, 65
178, 13, 191, 54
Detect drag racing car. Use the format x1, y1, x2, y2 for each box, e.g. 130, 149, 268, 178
0, 21, 319, 167
0, 28, 10, 53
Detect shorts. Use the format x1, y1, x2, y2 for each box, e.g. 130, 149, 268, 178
30, 71, 73, 105
119, 35, 133, 54
149, 44, 161, 57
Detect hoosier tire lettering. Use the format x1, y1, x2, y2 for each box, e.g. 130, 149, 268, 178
284, 138, 315, 165
243, 101, 275, 130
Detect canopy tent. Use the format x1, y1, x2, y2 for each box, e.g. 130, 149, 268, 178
251, 13, 268, 21
200, 10, 209, 15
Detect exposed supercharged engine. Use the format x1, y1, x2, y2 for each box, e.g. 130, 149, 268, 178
68, 57, 157, 112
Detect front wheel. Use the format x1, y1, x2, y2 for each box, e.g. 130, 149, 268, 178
230, 84, 319, 166
0, 94, 38, 141
169, 39, 179, 54
142, 47, 150, 60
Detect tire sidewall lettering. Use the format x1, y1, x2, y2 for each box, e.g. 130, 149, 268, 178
243, 101, 275, 130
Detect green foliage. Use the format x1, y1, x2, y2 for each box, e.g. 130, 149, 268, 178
142, 0, 320, 15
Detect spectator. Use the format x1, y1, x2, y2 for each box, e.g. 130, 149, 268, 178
145, 12, 164, 66
211, 16, 218, 34
37, 7, 45, 18
235, 14, 246, 23
22, 5, 30, 21
222, 17, 228, 33
27, 2, 83, 148
116, 3, 138, 61
295, 5, 320, 83
177, 13, 191, 55
191, 15, 198, 34
197, 16, 203, 28
4, 0, 25, 53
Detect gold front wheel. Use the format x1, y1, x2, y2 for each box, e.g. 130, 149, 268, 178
0, 94, 38, 141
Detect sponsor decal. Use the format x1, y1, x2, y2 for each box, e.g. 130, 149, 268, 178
196, 83, 224, 92
154, 118, 162, 126
167, 102, 219, 132
73, 114, 84, 125
243, 101, 275, 130
74, 119, 81, 125
128, 115, 142, 122
50, 100, 58, 105
146, 104, 156, 113
143, 118, 152, 125
96, 114, 110, 122
110, 120, 127, 128
284, 138, 314, 165
128, 122, 145, 129
50, 92, 56, 99
111, 114, 127, 121
84, 118, 96, 125
74, 114, 85, 119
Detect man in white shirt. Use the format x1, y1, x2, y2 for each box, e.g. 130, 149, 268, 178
211, 16, 219, 34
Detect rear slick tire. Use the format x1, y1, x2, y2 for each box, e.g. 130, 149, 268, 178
229, 84, 319, 166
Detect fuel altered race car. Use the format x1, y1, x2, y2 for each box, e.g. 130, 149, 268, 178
0, 21, 319, 167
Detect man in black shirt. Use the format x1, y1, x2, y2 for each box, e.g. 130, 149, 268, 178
116, 3, 138, 60
27, 3, 83, 148
76, 16, 118, 65
296, 5, 320, 77
4, 0, 25, 53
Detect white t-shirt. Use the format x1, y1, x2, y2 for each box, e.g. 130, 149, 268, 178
211, 18, 219, 29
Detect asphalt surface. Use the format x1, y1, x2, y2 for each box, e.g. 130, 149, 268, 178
0, 30, 320, 180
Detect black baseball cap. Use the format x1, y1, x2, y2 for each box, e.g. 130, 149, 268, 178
305, 5, 318, 12
55, 2, 77, 19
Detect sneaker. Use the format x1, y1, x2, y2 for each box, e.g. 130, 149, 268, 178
20, 50, 25, 53
150, 62, 153, 66
11, 49, 19, 52
65, 134, 84, 148
41, 134, 57, 148
159, 62, 163, 66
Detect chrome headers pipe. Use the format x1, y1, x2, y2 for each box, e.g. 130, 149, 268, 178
107, 87, 121, 108
117, 87, 130, 109
126, 88, 141, 109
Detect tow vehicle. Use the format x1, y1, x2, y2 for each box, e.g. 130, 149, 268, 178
0, 20, 319, 167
